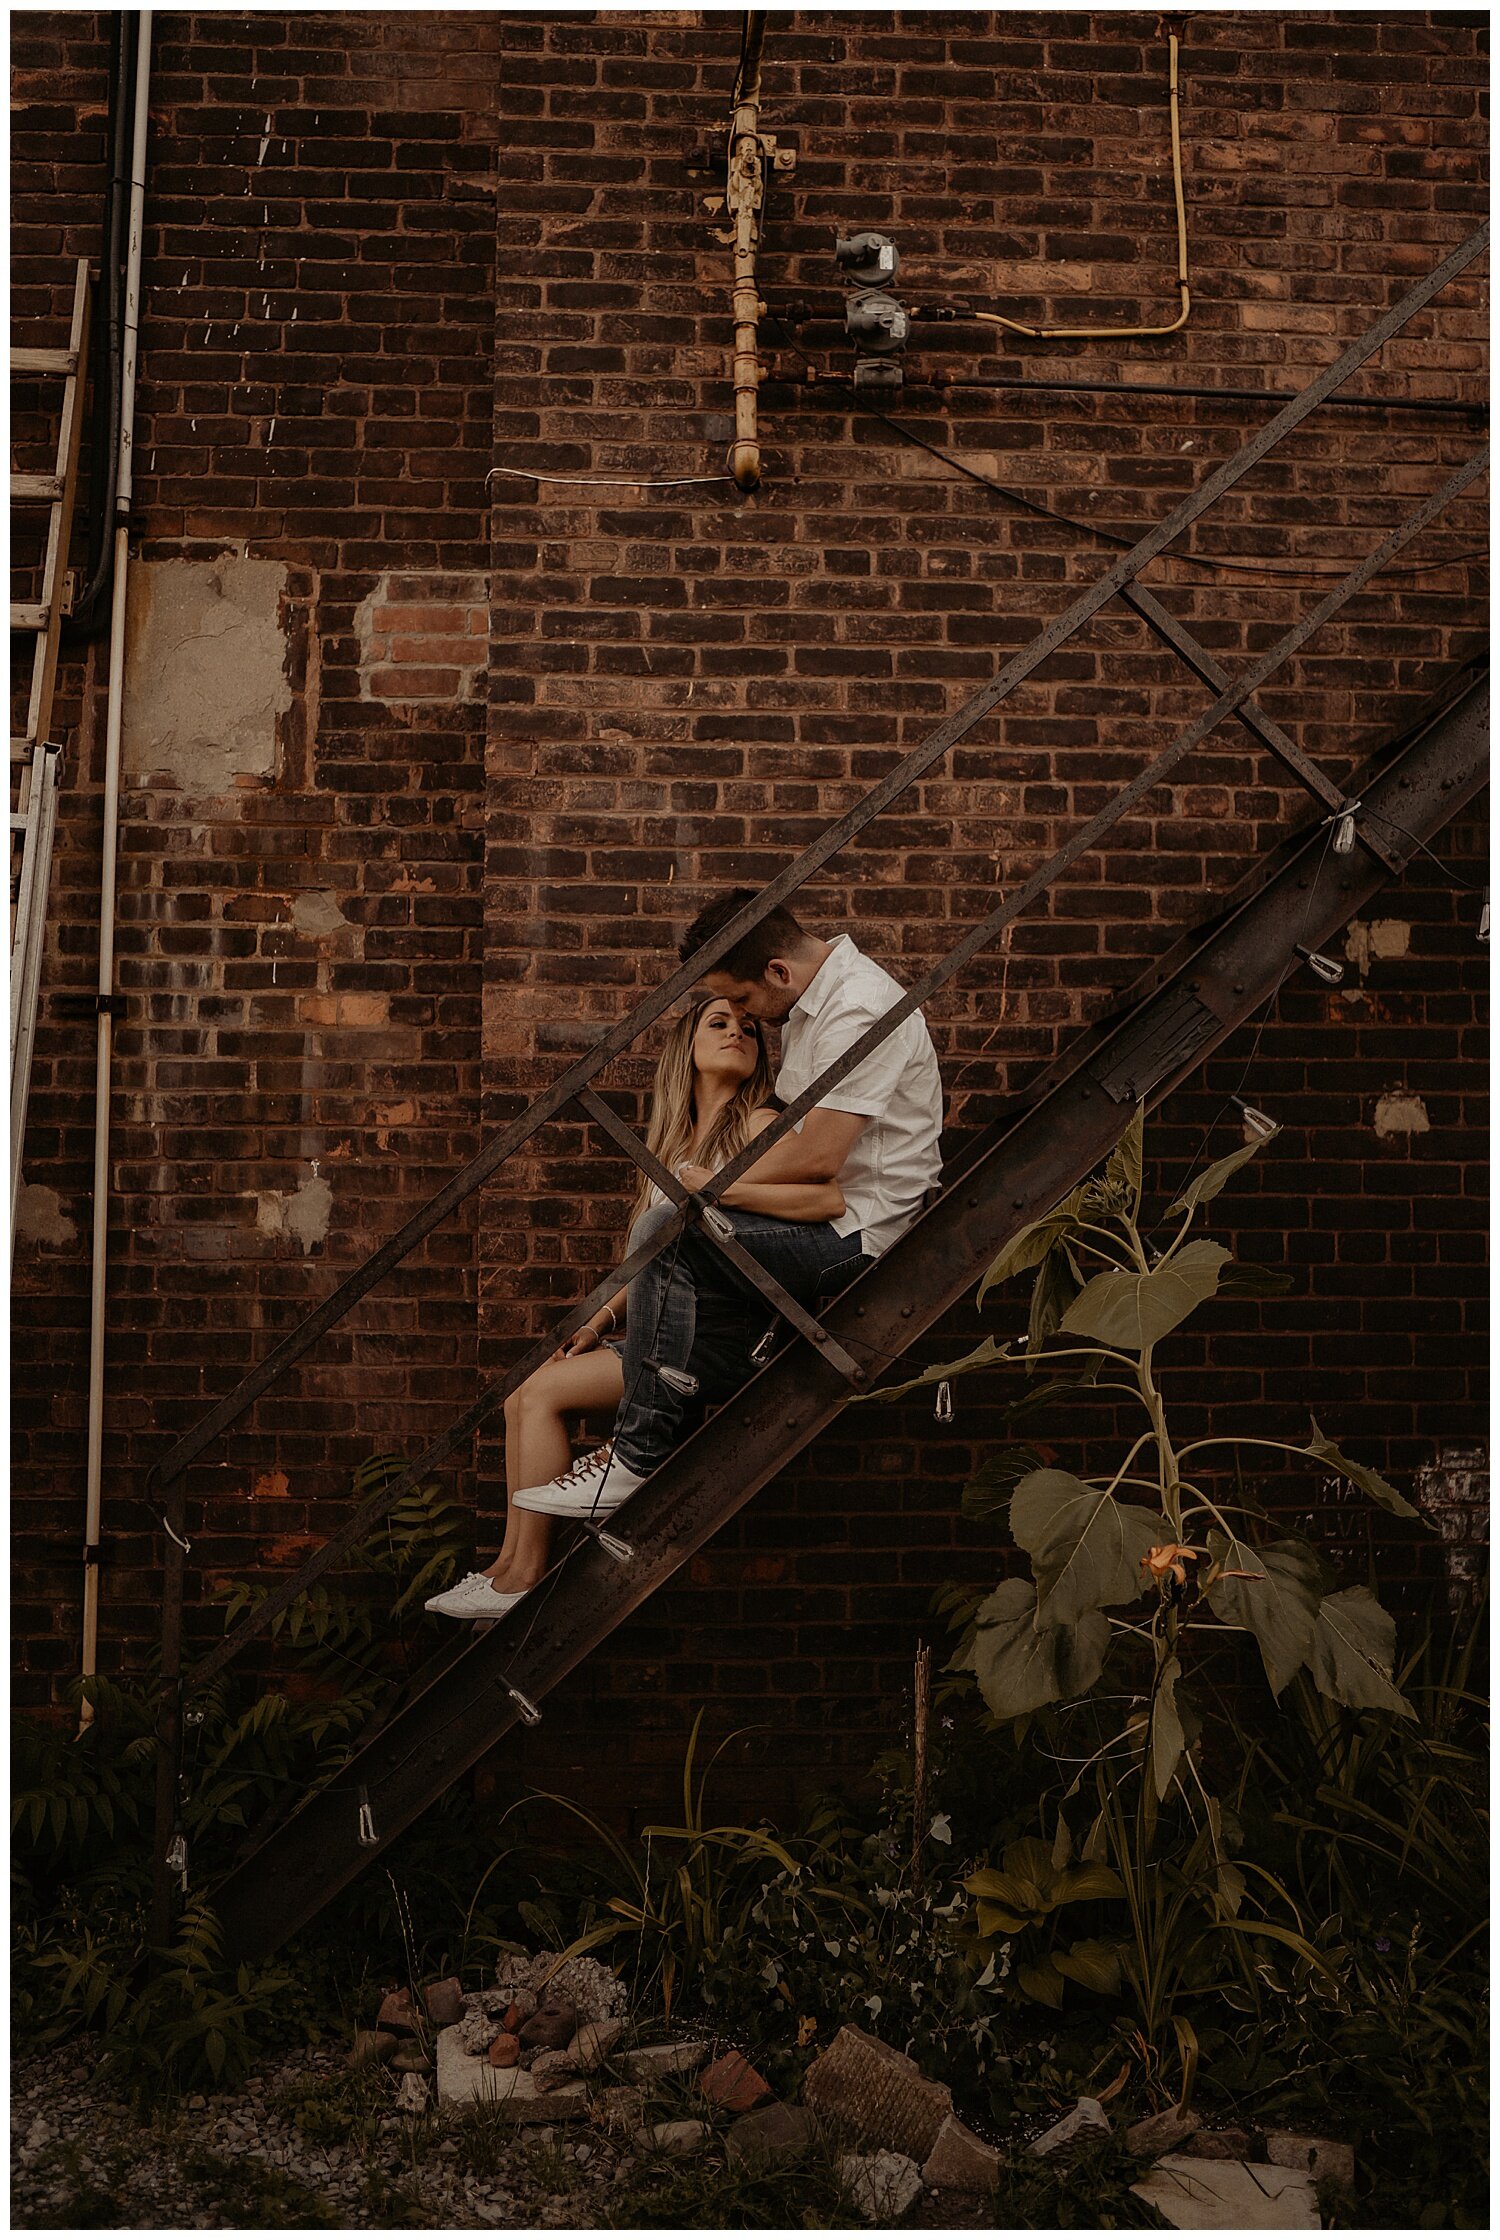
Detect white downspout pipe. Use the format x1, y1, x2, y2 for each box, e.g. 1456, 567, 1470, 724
80, 10, 152, 1730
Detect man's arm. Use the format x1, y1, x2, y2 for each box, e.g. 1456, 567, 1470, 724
721, 1106, 866, 1192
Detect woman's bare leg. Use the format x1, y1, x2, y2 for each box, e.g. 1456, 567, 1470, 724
494, 1352, 624, 1588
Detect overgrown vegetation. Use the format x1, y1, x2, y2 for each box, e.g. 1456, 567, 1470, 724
12, 1120, 1488, 2228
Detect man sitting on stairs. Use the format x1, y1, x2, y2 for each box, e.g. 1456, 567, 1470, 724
513, 890, 945, 1524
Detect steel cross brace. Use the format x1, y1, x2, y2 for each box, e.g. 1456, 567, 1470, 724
151, 222, 1489, 1496
203, 665, 1488, 1960
572, 1087, 867, 1384
1119, 582, 1404, 872
177, 441, 1487, 1694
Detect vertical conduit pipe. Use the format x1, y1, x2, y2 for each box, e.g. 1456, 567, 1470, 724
726, 13, 767, 490
80, 9, 152, 1731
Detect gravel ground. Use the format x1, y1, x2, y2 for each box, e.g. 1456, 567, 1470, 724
11, 2038, 617, 2230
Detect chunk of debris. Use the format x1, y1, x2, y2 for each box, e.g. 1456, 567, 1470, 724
1265, 2132, 1354, 2190
396, 2071, 429, 2114
727, 2102, 821, 2166
840, 2148, 924, 2222
349, 2029, 398, 2071
566, 2018, 625, 2073
699, 2049, 773, 2114
1029, 2096, 1111, 2158
802, 2024, 952, 2163
1130, 2154, 1319, 2230
375, 1988, 422, 2036
1127, 2108, 1202, 2157
421, 1977, 465, 2030
623, 2040, 709, 2082
922, 2112, 1002, 2191
633, 2119, 709, 2156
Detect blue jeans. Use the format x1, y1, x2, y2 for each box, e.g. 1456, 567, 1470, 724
611, 1204, 869, 1475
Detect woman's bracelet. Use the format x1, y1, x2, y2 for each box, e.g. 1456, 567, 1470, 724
597, 1305, 618, 1335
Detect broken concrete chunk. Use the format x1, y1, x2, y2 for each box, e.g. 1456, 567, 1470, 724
421, 1977, 465, 2030
395, 2071, 429, 2114
699, 2049, 773, 2114
487, 2034, 521, 2068
437, 2025, 537, 2106
1029, 2096, 1111, 2158
802, 2024, 952, 2163
840, 2148, 924, 2223
633, 2119, 709, 2156
566, 2018, 625, 2073
349, 2029, 398, 2071
1131, 2154, 1320, 2230
1192, 2126, 1258, 2162
531, 2049, 581, 2091
1127, 2108, 1202, 2158
1265, 2131, 1354, 2190
623, 2040, 710, 2082
922, 2113, 1002, 2192
390, 2046, 432, 2075
727, 2102, 821, 2166
375, 1988, 422, 2036
593, 2084, 645, 2133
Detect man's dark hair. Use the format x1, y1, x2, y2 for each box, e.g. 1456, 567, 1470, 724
679, 887, 816, 977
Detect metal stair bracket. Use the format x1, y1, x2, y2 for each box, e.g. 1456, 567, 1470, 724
207, 666, 1487, 1956
10, 260, 92, 1230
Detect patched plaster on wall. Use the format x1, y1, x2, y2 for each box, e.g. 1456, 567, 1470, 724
1373, 1091, 1430, 1140
292, 889, 350, 937
1345, 919, 1411, 977
122, 555, 291, 793
255, 1166, 333, 1254
13, 1181, 77, 1247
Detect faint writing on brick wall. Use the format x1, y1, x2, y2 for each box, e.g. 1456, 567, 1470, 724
1415, 1446, 1488, 1614
355, 574, 488, 705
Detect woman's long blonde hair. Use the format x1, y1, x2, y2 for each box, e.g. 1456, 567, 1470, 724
630, 995, 775, 1223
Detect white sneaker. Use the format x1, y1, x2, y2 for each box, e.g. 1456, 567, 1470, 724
511, 1444, 647, 1519
424, 1571, 530, 1620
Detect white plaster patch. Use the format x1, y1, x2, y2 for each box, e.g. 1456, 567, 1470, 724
122, 556, 291, 793
255, 1167, 333, 1254
1373, 1092, 1430, 1141
1344, 918, 1411, 976
14, 1181, 77, 1248
292, 889, 349, 937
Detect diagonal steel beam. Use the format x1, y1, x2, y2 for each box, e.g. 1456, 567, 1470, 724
573, 1087, 866, 1382
204, 664, 1488, 1959
179, 447, 1486, 1692
154, 224, 1490, 1490
1119, 582, 1403, 869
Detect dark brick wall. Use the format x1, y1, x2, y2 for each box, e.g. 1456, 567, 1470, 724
11, 13, 1488, 1830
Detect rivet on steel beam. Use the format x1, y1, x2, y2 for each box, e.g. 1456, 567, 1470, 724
1232, 982, 1245, 994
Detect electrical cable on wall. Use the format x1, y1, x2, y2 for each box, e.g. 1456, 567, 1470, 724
969, 32, 1192, 343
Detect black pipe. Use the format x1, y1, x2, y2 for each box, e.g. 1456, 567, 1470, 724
68, 9, 137, 635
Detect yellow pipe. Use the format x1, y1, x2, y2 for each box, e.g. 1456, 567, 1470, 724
975, 35, 1191, 343
726, 13, 767, 488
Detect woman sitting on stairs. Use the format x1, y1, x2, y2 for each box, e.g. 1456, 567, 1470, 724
424, 991, 845, 1620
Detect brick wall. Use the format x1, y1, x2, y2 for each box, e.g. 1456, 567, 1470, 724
11, 13, 1488, 1829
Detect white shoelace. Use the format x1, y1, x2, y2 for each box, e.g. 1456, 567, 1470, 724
553, 1444, 612, 1492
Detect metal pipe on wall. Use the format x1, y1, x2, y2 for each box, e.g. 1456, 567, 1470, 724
80, 8, 152, 1732
726, 12, 767, 489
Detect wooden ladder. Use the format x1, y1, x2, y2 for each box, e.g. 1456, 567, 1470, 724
10, 257, 92, 1230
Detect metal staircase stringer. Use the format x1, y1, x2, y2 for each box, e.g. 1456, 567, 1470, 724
209, 668, 1487, 1960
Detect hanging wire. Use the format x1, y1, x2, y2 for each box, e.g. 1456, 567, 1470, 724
488, 467, 736, 491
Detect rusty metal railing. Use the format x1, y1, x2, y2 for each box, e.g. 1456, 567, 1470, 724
144, 224, 1488, 1942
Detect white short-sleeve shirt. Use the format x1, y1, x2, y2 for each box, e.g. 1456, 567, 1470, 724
774, 936, 944, 1258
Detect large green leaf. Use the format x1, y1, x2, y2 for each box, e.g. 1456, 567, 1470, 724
1103, 1106, 1145, 1219
1012, 1469, 1166, 1625
968, 1578, 1110, 1720
1016, 1953, 1066, 2007
1151, 1654, 1186, 1800
1215, 1262, 1294, 1299
1060, 1239, 1230, 1353
1310, 1586, 1416, 1719
1165, 1127, 1276, 1220
1305, 1418, 1422, 1523
1055, 1937, 1123, 1995
1028, 1244, 1082, 1360
870, 1336, 1012, 1404
977, 1196, 1082, 1306
962, 1446, 1044, 1522
1206, 1531, 1328, 1697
